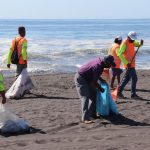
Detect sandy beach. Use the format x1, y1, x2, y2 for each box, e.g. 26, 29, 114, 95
0, 69, 150, 150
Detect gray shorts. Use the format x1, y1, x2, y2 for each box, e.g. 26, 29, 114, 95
16, 64, 27, 77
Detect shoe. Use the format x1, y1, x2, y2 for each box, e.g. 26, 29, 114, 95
91, 115, 102, 119
110, 87, 115, 90
131, 94, 141, 99
82, 120, 95, 124
118, 92, 126, 99
24, 90, 31, 94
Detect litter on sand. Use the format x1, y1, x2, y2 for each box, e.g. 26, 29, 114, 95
5, 68, 34, 99
0, 104, 29, 134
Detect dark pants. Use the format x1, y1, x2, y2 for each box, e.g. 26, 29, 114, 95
16, 64, 27, 77
74, 73, 96, 121
119, 68, 138, 95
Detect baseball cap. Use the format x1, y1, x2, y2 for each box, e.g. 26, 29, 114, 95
116, 36, 122, 41
128, 31, 137, 40
103, 55, 116, 67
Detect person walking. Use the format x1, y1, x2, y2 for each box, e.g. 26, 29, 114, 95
109, 36, 123, 89
117, 31, 143, 99
7, 26, 28, 77
74, 55, 116, 124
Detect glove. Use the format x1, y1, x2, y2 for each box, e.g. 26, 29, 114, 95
140, 39, 144, 46
99, 77, 107, 83
1, 91, 6, 104
2, 97, 6, 104
24, 60, 27, 64
7, 64, 10, 68
127, 63, 131, 68
99, 87, 105, 93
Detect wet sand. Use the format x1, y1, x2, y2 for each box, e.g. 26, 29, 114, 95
0, 70, 150, 150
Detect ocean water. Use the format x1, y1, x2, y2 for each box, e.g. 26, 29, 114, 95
0, 19, 150, 76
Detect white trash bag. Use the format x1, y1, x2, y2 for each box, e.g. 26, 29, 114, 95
0, 104, 29, 133
6, 68, 34, 99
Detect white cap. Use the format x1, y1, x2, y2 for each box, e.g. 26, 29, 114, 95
128, 31, 137, 40
116, 36, 122, 41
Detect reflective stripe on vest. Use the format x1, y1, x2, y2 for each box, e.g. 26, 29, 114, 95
123, 39, 135, 68
12, 37, 27, 64
110, 43, 121, 68
0, 72, 5, 91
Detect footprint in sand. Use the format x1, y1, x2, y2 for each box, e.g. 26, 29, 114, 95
17, 142, 27, 147
35, 139, 47, 144
92, 136, 103, 141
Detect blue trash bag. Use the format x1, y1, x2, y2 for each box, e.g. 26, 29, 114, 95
96, 82, 119, 116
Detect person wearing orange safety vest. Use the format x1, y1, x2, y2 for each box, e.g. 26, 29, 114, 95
117, 31, 144, 99
109, 36, 123, 89
7, 26, 28, 77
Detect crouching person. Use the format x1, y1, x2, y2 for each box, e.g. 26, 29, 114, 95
0, 71, 6, 104
74, 55, 116, 124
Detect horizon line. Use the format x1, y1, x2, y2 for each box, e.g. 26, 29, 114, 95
0, 18, 150, 20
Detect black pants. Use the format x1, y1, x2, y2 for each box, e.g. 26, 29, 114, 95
16, 64, 27, 77
119, 68, 138, 95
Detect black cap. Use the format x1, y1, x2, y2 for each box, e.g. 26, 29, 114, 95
103, 55, 116, 67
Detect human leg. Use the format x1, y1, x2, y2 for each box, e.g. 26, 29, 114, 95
110, 75, 116, 89
129, 68, 140, 99
117, 74, 120, 84
130, 68, 138, 95
88, 85, 97, 118
118, 69, 131, 98
16, 64, 27, 77
117, 68, 123, 85
74, 73, 96, 121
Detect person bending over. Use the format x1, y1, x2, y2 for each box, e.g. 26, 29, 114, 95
74, 55, 116, 124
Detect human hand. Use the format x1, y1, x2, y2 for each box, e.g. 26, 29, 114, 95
99, 87, 105, 93
127, 63, 131, 68
1, 91, 6, 104
2, 97, 6, 104
99, 78, 107, 83
24, 60, 27, 64
7, 64, 10, 68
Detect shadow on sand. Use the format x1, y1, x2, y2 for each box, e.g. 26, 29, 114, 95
103, 114, 150, 126
0, 127, 46, 137
15, 92, 79, 100
125, 88, 150, 93
136, 88, 150, 93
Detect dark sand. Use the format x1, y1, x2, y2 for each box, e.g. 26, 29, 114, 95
0, 70, 150, 150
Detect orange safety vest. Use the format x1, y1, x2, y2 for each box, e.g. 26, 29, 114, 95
123, 38, 135, 68
12, 37, 27, 65
110, 43, 121, 68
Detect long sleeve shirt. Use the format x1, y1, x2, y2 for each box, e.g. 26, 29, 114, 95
7, 38, 27, 64
0, 71, 5, 91
78, 58, 105, 84
116, 40, 140, 65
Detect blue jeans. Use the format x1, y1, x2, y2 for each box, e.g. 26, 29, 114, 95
119, 68, 138, 95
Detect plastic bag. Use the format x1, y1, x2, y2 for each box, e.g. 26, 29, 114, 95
96, 82, 119, 116
5, 68, 34, 99
0, 104, 29, 133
